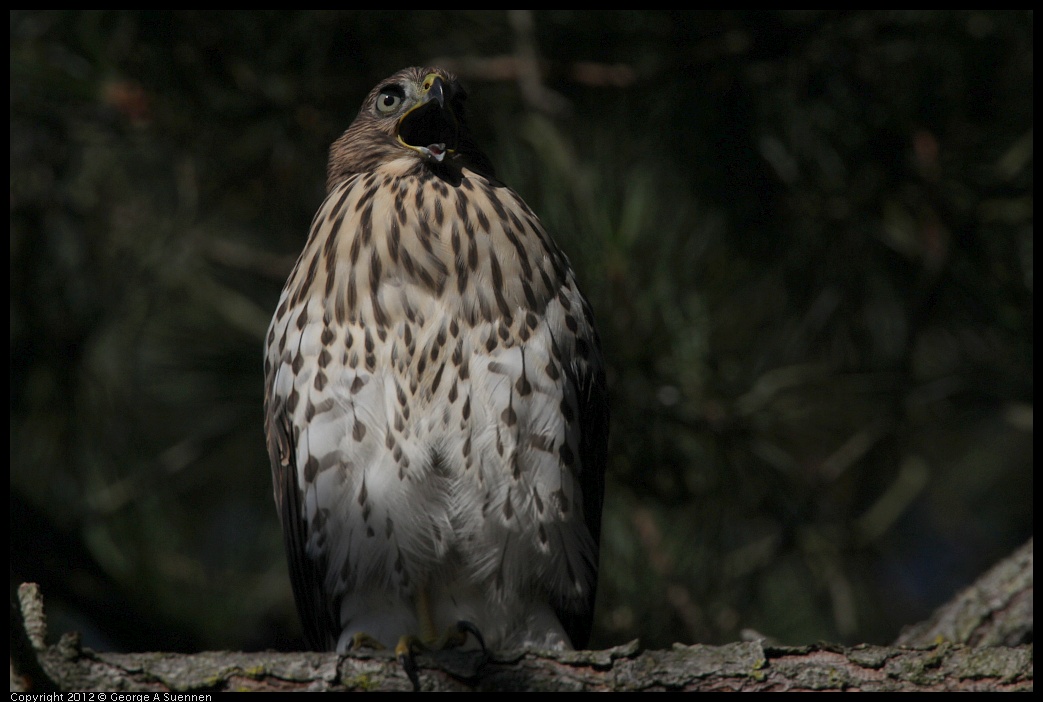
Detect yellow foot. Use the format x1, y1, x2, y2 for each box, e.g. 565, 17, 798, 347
436, 620, 486, 652
350, 631, 387, 651
394, 621, 487, 692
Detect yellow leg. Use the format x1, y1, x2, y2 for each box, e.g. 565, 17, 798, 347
349, 589, 487, 691
415, 586, 437, 644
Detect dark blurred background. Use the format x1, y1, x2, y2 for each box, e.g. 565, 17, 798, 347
10, 11, 1032, 653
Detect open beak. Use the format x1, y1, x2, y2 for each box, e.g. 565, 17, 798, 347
397, 74, 458, 162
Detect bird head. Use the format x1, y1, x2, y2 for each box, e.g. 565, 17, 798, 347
327, 67, 494, 189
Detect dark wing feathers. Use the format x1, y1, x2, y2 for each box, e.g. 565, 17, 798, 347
267, 408, 339, 651
556, 360, 609, 650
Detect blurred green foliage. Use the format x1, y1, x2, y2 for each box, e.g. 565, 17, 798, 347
10, 11, 1032, 652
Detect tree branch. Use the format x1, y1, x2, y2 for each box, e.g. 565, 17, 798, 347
894, 538, 1033, 648
11, 539, 1032, 692
12, 635, 1034, 692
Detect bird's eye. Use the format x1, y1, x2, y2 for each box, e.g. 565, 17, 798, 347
376, 87, 404, 115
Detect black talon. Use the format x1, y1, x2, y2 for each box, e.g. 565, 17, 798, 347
455, 620, 487, 653
398, 648, 421, 692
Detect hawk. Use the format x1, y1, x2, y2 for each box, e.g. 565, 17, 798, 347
264, 67, 608, 663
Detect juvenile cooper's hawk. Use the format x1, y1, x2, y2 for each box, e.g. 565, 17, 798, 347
264, 67, 607, 662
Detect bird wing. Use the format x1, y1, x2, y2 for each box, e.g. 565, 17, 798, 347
558, 318, 609, 650
265, 379, 339, 651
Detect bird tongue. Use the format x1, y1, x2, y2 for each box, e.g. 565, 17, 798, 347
427, 143, 447, 162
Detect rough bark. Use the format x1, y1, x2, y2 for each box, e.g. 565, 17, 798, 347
10, 540, 1033, 692
894, 539, 1032, 648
